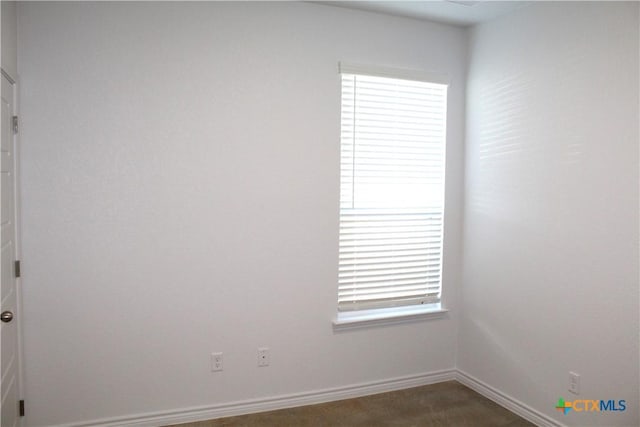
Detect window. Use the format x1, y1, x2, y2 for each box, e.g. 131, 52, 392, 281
338, 64, 448, 314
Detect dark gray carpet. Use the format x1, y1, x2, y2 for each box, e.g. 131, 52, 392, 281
169, 381, 535, 427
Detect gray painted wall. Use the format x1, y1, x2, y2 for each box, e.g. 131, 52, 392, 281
17, 2, 467, 425
460, 2, 639, 426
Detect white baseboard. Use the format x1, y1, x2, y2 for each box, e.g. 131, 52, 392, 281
455, 370, 564, 427
56, 369, 457, 427
50, 369, 566, 427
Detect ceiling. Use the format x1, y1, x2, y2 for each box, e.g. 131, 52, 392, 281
317, 1, 532, 27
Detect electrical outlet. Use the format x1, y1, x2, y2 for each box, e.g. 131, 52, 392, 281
569, 371, 580, 394
211, 352, 223, 372
258, 347, 269, 367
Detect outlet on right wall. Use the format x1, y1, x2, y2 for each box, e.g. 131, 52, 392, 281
460, 2, 639, 426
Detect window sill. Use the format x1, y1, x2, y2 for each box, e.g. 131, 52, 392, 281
332, 304, 448, 331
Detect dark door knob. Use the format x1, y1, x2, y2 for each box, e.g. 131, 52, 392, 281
1, 311, 14, 323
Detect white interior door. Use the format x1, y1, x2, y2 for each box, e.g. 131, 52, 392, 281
1, 71, 20, 427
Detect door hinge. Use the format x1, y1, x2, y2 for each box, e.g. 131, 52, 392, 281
12, 116, 18, 134
14, 260, 20, 278
19, 399, 25, 417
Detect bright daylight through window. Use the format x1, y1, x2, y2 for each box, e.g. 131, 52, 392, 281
338, 65, 448, 313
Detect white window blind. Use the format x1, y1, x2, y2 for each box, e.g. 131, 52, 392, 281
338, 68, 448, 312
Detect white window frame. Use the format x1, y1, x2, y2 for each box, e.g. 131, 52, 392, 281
334, 63, 449, 329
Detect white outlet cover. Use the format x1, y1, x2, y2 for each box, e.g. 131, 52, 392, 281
569, 371, 580, 394
211, 352, 223, 372
258, 347, 269, 367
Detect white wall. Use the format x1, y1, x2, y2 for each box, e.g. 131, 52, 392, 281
17, 2, 467, 425
1, 0, 17, 80
460, 2, 638, 426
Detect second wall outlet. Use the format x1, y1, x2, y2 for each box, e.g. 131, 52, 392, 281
258, 347, 269, 367
569, 371, 580, 394
211, 352, 223, 372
